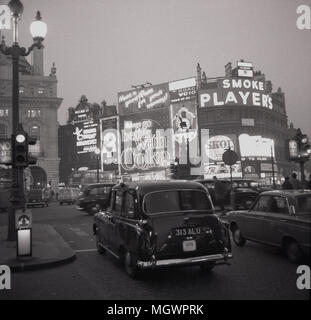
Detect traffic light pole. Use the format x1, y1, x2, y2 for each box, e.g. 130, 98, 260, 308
8, 45, 23, 241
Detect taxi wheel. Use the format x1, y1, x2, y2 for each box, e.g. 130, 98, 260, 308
285, 240, 303, 263
124, 251, 139, 279
199, 262, 215, 272
96, 236, 106, 255
232, 226, 246, 247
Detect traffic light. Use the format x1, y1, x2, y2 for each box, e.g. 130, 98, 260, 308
170, 157, 179, 179
295, 129, 311, 161
27, 136, 37, 165
12, 130, 28, 167
12, 127, 37, 168
299, 134, 311, 159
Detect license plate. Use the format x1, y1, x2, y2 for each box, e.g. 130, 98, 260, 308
183, 240, 197, 252
175, 227, 201, 237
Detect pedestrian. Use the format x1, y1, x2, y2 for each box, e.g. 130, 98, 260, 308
213, 176, 226, 212
290, 173, 301, 190
282, 177, 293, 190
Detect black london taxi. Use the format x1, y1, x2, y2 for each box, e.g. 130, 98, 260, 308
93, 180, 232, 278
225, 190, 311, 263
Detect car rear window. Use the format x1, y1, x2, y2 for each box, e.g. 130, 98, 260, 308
144, 190, 212, 214
297, 195, 311, 214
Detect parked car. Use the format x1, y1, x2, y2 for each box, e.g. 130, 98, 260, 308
76, 183, 114, 215
26, 189, 49, 208
58, 187, 80, 205
225, 190, 311, 263
93, 180, 232, 278
195, 179, 258, 209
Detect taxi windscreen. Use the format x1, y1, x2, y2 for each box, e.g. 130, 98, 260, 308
144, 190, 212, 214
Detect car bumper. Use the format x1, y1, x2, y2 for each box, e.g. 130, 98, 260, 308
137, 252, 233, 269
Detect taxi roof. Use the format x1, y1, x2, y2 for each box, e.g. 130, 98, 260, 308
112, 180, 206, 195
260, 190, 311, 197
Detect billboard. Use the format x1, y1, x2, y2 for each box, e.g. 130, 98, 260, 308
73, 119, 99, 155
237, 61, 254, 78
0, 140, 11, 164
120, 109, 171, 174
118, 83, 170, 115
204, 161, 242, 179
101, 117, 119, 172
239, 134, 275, 160
199, 78, 273, 109
204, 134, 238, 163
169, 77, 197, 103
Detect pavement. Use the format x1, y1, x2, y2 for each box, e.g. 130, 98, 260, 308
0, 223, 76, 272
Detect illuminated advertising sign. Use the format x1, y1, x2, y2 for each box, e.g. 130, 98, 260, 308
118, 83, 170, 115
171, 102, 197, 144
101, 117, 119, 171
204, 135, 238, 162
72, 108, 92, 124
239, 134, 275, 160
169, 77, 197, 103
0, 140, 11, 164
0, 5, 11, 30
288, 139, 299, 160
204, 161, 242, 179
237, 61, 254, 78
121, 110, 171, 174
199, 78, 273, 109
73, 120, 98, 154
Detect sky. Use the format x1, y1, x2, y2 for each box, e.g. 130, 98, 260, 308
1, 0, 311, 137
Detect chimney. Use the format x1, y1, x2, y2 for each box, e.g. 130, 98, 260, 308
197, 63, 202, 89
32, 45, 44, 76
225, 62, 232, 78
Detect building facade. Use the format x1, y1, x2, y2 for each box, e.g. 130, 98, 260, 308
0, 39, 62, 188
196, 61, 296, 183
58, 97, 117, 184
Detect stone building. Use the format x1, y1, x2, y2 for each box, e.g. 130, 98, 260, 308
0, 36, 63, 188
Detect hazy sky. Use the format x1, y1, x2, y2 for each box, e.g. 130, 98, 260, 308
1, 0, 311, 136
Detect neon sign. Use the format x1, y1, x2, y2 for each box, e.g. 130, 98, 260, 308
121, 120, 170, 171
118, 83, 170, 115
199, 78, 273, 109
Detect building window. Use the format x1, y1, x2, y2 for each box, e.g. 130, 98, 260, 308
27, 109, 41, 118
0, 109, 9, 117
19, 86, 25, 94
38, 88, 44, 94
0, 123, 8, 139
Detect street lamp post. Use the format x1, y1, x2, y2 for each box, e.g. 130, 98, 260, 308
95, 148, 101, 183
0, 0, 47, 241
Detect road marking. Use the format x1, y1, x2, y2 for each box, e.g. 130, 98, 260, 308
75, 249, 97, 253
69, 227, 90, 237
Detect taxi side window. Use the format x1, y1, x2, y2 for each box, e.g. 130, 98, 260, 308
108, 191, 116, 211
113, 191, 123, 216
89, 187, 98, 195
123, 192, 136, 219
253, 196, 271, 212
272, 196, 289, 214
